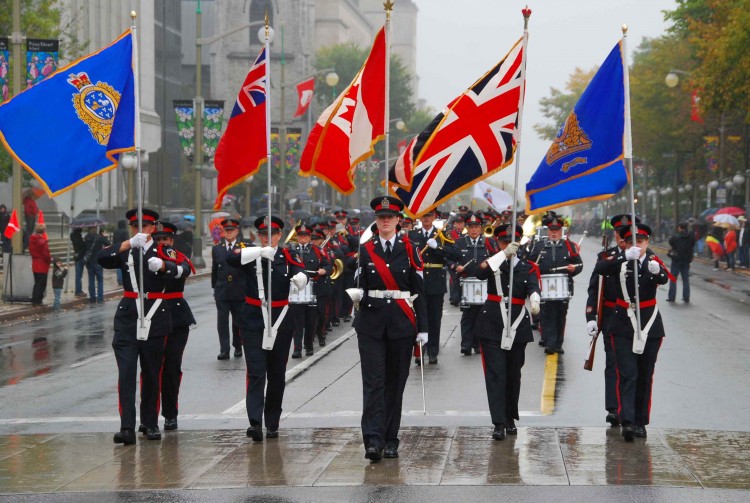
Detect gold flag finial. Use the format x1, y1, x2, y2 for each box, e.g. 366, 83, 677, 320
264, 10, 270, 40
384, 1, 395, 13
622, 24, 629, 34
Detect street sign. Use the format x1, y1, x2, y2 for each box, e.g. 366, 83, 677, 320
716, 188, 726, 204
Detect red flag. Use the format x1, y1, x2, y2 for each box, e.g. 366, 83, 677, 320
294, 77, 315, 118
300, 27, 386, 194
3, 209, 20, 239
37, 209, 47, 239
213, 47, 268, 210
691, 89, 703, 123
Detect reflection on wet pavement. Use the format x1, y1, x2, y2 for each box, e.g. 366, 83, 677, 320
1, 427, 749, 493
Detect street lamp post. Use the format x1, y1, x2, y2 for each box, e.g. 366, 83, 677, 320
10, 0, 23, 254
708, 180, 719, 209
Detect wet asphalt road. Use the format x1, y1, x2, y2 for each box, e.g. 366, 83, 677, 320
1, 238, 749, 500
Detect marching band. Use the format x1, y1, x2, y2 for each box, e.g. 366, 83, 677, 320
100, 201, 669, 451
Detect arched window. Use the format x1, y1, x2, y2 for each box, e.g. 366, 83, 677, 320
249, 0, 274, 45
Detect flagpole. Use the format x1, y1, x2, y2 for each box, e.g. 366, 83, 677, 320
382, 1, 393, 195
503, 7, 531, 349
130, 11, 146, 333
622, 25, 644, 353
264, 14, 273, 343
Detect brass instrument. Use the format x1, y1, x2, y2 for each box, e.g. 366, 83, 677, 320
419, 227, 456, 254
284, 220, 303, 244
483, 217, 502, 238
330, 258, 344, 280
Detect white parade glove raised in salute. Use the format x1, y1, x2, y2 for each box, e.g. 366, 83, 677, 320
504, 241, 520, 258
625, 246, 641, 261
586, 320, 599, 337
260, 246, 276, 260
426, 238, 438, 249
291, 272, 308, 289
416, 332, 428, 344
648, 260, 661, 275
147, 257, 164, 272
129, 233, 148, 249
529, 292, 541, 315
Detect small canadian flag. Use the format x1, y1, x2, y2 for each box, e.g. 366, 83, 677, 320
3, 209, 20, 239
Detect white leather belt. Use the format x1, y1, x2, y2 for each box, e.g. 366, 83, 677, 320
368, 289, 411, 300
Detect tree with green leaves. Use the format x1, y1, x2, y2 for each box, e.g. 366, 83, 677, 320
533, 67, 597, 142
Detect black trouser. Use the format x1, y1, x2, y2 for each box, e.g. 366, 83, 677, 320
333, 278, 344, 321
357, 333, 412, 451
215, 299, 243, 353
342, 271, 355, 318
479, 338, 527, 425
292, 303, 318, 351
425, 293, 444, 358
316, 295, 331, 340
112, 333, 165, 430
160, 325, 190, 420
460, 304, 483, 351
448, 269, 461, 304
32, 272, 48, 304
601, 312, 618, 414
611, 335, 663, 426
241, 327, 294, 431
540, 300, 569, 350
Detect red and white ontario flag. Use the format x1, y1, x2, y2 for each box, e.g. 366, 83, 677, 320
300, 27, 386, 194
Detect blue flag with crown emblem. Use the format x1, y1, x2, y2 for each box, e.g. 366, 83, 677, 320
0, 30, 134, 196
525, 42, 628, 213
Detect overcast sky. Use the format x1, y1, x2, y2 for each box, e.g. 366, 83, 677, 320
412, 0, 677, 198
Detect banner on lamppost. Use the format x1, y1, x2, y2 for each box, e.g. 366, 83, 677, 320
173, 99, 225, 161
704, 136, 719, 172
0, 38, 9, 102
270, 127, 302, 170
25, 39, 59, 89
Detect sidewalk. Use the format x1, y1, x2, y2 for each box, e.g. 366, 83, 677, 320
0, 247, 213, 323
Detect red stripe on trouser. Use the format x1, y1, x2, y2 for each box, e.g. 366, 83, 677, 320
610, 334, 622, 419
646, 338, 663, 423
116, 358, 122, 418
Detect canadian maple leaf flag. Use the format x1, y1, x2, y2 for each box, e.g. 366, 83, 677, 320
299, 27, 386, 194
294, 77, 315, 117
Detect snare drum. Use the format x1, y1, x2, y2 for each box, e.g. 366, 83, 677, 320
460, 278, 488, 307
289, 281, 316, 305
540, 273, 571, 301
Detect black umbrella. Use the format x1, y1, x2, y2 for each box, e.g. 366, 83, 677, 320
292, 210, 312, 222
69, 215, 108, 228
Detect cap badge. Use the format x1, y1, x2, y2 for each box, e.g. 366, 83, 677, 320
381, 197, 390, 209
620, 215, 629, 226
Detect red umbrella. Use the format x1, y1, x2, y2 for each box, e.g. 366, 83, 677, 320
714, 206, 745, 217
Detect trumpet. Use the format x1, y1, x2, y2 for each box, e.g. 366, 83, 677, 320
419, 227, 455, 254
284, 220, 303, 244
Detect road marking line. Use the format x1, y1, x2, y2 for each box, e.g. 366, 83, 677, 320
69, 353, 113, 368
222, 328, 357, 415
540, 353, 558, 415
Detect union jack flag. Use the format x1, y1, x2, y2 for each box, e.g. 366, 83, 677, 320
231, 48, 266, 116
389, 37, 525, 217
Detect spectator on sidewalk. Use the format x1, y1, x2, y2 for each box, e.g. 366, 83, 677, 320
51, 257, 68, 310
667, 222, 696, 304
22, 188, 39, 246
70, 228, 87, 297
724, 226, 737, 271
0, 204, 10, 253
738, 217, 749, 268
84, 226, 109, 303
112, 219, 129, 285
29, 224, 51, 306
708, 226, 725, 270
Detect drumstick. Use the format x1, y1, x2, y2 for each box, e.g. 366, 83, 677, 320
548, 264, 582, 273
461, 259, 474, 268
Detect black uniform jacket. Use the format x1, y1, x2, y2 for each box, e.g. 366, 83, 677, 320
289, 242, 332, 297
211, 239, 247, 301
585, 245, 621, 323
159, 245, 196, 328
353, 235, 428, 339
408, 228, 459, 295
449, 235, 499, 279
528, 237, 584, 295
226, 246, 304, 332
595, 249, 669, 340
474, 255, 540, 344
98, 241, 178, 337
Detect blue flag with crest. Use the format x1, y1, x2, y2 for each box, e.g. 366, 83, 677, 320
0, 30, 134, 196
525, 42, 628, 213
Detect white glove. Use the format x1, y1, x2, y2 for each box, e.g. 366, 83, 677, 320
129, 233, 148, 249
504, 241, 520, 258
147, 257, 163, 272
529, 292, 541, 315
260, 246, 276, 260
291, 272, 308, 290
346, 288, 363, 304
416, 332, 428, 344
625, 246, 641, 261
485, 250, 506, 271
648, 260, 661, 275
586, 320, 599, 337
240, 246, 261, 264
426, 238, 438, 249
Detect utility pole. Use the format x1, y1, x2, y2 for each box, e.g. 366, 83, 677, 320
10, 0, 23, 254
